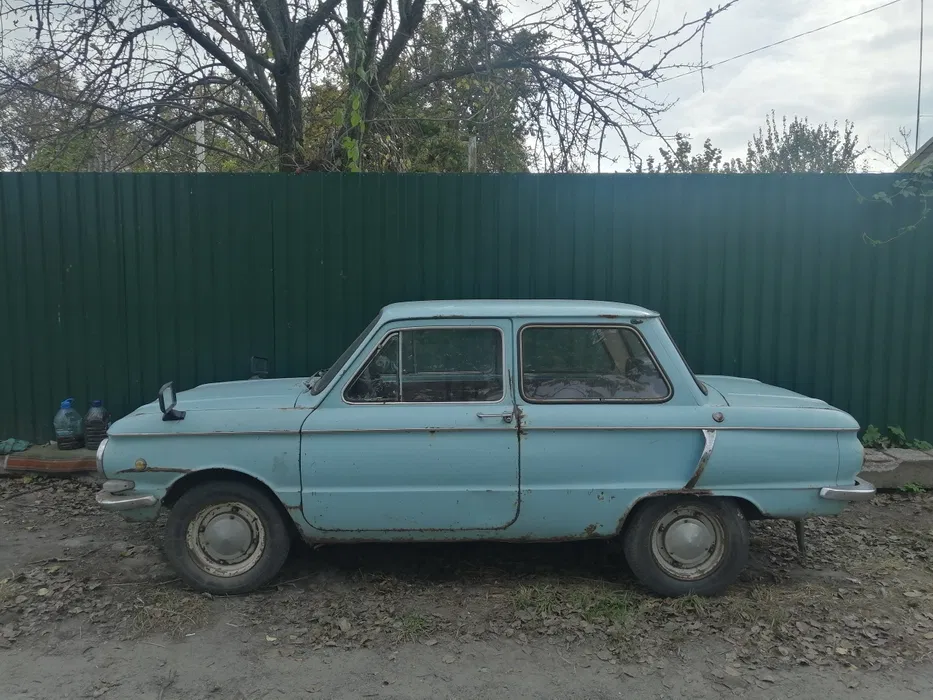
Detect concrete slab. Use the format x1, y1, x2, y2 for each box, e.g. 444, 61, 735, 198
860, 448, 933, 489
884, 447, 933, 463
863, 449, 897, 466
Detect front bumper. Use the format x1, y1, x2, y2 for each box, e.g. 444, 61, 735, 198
95, 479, 161, 520
819, 477, 876, 502
95, 490, 158, 510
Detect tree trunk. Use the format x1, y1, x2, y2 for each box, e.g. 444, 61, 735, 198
274, 63, 305, 172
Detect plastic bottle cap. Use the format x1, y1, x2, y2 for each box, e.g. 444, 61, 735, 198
61, 398, 74, 409
92, 400, 102, 407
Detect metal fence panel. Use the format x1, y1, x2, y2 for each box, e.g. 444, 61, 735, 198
1, 172, 930, 442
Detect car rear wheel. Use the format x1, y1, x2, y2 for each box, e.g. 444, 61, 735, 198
164, 481, 291, 594
622, 496, 748, 597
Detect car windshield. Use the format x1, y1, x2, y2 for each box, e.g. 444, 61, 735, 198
660, 319, 708, 395
310, 313, 383, 395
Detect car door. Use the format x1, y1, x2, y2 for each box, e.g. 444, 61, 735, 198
300, 318, 520, 532
512, 320, 707, 539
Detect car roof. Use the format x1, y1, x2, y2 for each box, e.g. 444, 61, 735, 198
380, 299, 659, 321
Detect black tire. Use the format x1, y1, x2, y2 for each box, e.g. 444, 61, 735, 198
622, 496, 748, 597
164, 480, 291, 594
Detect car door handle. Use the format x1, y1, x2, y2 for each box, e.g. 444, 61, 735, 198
476, 412, 513, 423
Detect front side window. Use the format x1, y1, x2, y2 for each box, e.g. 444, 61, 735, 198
345, 327, 504, 403
520, 326, 670, 402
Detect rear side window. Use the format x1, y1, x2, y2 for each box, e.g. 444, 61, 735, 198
520, 326, 670, 402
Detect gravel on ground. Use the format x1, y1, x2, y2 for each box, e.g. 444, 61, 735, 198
1, 476, 932, 699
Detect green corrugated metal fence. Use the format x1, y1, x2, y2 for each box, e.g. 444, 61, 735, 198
1, 172, 931, 442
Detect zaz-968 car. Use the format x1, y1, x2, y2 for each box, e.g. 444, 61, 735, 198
95, 300, 874, 597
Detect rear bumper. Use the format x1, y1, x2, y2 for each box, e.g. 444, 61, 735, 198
819, 477, 876, 502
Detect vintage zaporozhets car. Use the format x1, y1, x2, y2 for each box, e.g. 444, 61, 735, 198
95, 300, 875, 597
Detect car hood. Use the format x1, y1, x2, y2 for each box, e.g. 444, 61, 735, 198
697, 375, 831, 409
132, 378, 310, 414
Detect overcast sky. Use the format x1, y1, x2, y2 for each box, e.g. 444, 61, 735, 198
627, 0, 927, 171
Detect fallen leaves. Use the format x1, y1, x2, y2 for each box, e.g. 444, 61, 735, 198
1, 475, 932, 675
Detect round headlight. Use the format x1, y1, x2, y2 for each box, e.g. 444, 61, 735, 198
95, 438, 109, 474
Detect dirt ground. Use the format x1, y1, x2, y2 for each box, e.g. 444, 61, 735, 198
1, 476, 932, 700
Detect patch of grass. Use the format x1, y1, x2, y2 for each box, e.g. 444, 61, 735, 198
131, 588, 211, 639
570, 587, 639, 625
513, 582, 639, 626
746, 585, 792, 629
0, 577, 16, 605
710, 583, 827, 631
900, 482, 926, 494
667, 594, 708, 617
513, 584, 561, 617
396, 612, 432, 641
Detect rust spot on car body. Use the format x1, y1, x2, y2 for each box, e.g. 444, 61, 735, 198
684, 465, 707, 490
514, 407, 527, 437
301, 531, 616, 545
584, 523, 599, 537
597, 313, 620, 319
612, 489, 715, 535
647, 488, 714, 498
116, 466, 192, 475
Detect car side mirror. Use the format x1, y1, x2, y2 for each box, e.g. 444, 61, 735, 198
158, 381, 186, 421
250, 355, 270, 379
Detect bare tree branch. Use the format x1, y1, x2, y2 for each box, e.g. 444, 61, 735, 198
296, 0, 344, 51
147, 0, 276, 111
0, 0, 739, 172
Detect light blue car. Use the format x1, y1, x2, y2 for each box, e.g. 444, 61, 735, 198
95, 300, 874, 597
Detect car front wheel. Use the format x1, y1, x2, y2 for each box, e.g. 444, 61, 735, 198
164, 481, 291, 594
622, 496, 748, 597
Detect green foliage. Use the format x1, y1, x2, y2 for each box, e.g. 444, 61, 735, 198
637, 133, 739, 174
861, 424, 883, 447
900, 482, 926, 494
862, 166, 933, 245
640, 112, 863, 175
362, 10, 532, 173
741, 111, 863, 173
0, 56, 117, 171
340, 16, 368, 173
861, 425, 933, 451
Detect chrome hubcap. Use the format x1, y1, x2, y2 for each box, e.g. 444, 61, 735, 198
186, 502, 265, 578
651, 506, 725, 581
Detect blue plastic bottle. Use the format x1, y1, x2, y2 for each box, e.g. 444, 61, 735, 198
53, 398, 85, 450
